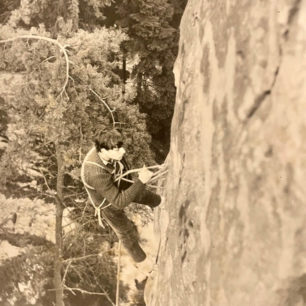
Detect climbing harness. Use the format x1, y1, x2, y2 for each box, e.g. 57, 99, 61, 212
81, 147, 112, 228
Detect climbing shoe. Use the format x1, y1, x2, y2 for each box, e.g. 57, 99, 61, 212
121, 239, 146, 263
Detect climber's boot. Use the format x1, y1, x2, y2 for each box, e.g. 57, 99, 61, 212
138, 191, 162, 210
121, 238, 146, 263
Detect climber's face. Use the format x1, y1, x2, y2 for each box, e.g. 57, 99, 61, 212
101, 146, 126, 161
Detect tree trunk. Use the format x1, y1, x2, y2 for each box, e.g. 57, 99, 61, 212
136, 72, 143, 102
58, 0, 66, 17
122, 49, 126, 99
54, 144, 65, 306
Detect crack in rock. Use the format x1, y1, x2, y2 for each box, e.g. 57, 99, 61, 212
247, 0, 301, 120
284, 0, 302, 40
247, 66, 279, 118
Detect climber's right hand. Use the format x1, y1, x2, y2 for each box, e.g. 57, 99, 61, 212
138, 166, 153, 184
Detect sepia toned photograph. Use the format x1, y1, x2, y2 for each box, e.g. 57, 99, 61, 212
0, 0, 306, 305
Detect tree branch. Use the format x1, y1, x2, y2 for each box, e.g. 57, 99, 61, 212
62, 260, 72, 286
63, 252, 109, 263
63, 285, 116, 306
0, 35, 70, 99
89, 88, 116, 127
64, 285, 107, 296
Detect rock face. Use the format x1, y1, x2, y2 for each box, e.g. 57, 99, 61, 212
145, 1, 306, 305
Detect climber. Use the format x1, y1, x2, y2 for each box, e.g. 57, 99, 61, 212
81, 127, 161, 262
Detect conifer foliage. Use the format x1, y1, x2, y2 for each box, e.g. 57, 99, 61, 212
0, 25, 153, 188
79, 0, 188, 160
0, 3, 153, 306
112, 0, 187, 158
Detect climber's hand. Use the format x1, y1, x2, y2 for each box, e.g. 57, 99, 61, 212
138, 165, 153, 184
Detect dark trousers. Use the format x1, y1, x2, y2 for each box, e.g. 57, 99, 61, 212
102, 189, 161, 243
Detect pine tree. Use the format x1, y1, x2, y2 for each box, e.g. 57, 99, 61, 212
113, 0, 188, 161
0, 22, 154, 305
79, 0, 188, 161
1, 0, 188, 161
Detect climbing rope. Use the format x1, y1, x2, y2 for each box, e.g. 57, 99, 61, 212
80, 147, 111, 228
116, 240, 122, 306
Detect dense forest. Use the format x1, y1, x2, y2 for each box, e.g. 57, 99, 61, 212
0, 0, 187, 305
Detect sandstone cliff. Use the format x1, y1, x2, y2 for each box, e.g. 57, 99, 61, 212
145, 1, 306, 305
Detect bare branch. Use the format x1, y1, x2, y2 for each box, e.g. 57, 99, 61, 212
38, 168, 55, 194
62, 260, 72, 286
0, 35, 70, 99
89, 88, 116, 127
63, 252, 109, 263
79, 125, 83, 163
40, 55, 56, 64
61, 251, 116, 305
81, 200, 89, 219
64, 285, 108, 297
64, 285, 116, 306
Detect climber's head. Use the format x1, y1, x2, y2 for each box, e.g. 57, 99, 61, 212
94, 127, 126, 161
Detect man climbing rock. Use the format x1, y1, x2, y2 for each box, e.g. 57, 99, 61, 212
81, 127, 161, 262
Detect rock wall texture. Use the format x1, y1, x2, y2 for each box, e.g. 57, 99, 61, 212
145, 0, 306, 305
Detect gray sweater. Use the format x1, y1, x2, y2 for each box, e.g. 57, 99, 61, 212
81, 148, 145, 210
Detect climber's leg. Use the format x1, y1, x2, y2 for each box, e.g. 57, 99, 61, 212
102, 208, 146, 262
134, 189, 161, 208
